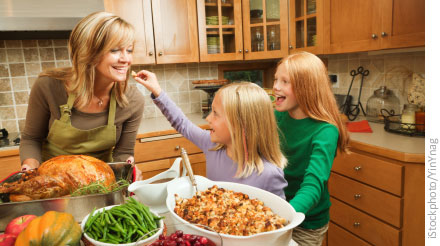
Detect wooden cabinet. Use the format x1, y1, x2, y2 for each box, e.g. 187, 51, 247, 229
327, 148, 424, 246
289, 0, 324, 54
0, 149, 21, 181
105, 0, 199, 64
323, 0, 424, 54
134, 133, 206, 180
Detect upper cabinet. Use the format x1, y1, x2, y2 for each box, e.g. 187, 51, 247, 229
242, 0, 289, 60
324, 0, 425, 54
105, 0, 199, 64
197, 0, 289, 62
289, 0, 324, 54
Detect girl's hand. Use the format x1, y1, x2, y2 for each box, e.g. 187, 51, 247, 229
133, 70, 162, 98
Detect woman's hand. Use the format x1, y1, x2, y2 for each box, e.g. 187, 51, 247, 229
125, 156, 142, 181
21, 158, 40, 171
133, 70, 162, 98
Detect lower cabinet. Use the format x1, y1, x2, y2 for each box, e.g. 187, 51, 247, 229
134, 133, 206, 179
0, 149, 20, 181
327, 149, 424, 246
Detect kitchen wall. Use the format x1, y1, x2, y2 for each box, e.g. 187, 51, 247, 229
0, 39, 216, 133
325, 50, 425, 112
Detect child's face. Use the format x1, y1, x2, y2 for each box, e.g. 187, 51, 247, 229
273, 64, 298, 112
206, 94, 232, 147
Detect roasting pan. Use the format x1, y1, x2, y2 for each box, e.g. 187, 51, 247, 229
0, 162, 133, 232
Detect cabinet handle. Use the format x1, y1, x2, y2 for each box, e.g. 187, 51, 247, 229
354, 194, 362, 200
371, 34, 378, 39
289, 45, 293, 49
353, 222, 361, 227
238, 49, 242, 53
175, 145, 180, 151
245, 49, 249, 53
159, 52, 163, 56
381, 32, 388, 37
148, 51, 153, 56
354, 166, 362, 171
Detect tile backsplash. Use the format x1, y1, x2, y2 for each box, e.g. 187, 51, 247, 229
324, 50, 425, 113
0, 39, 217, 133
0, 39, 425, 134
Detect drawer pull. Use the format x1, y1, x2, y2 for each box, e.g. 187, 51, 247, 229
353, 222, 361, 227
354, 194, 362, 200
354, 166, 362, 171
175, 146, 180, 151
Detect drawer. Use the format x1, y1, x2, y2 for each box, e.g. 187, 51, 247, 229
135, 135, 202, 163
330, 198, 401, 246
332, 151, 403, 196
329, 172, 402, 228
328, 222, 372, 246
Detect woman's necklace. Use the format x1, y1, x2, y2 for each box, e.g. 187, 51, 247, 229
95, 95, 104, 107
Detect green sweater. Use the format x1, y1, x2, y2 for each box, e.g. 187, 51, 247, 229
275, 111, 339, 229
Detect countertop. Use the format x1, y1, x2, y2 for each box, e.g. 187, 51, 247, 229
0, 114, 425, 163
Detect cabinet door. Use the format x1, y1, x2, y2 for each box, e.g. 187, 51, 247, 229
198, 0, 244, 62
380, 0, 425, 49
0, 152, 21, 181
324, 0, 382, 54
289, 0, 324, 54
104, 0, 156, 64
152, 0, 199, 64
242, 0, 289, 60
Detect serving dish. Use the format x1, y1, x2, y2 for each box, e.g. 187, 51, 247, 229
81, 205, 164, 246
165, 176, 305, 246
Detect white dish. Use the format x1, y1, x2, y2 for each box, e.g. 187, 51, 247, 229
166, 175, 305, 246
81, 205, 164, 246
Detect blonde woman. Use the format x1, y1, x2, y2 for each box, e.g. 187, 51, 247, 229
20, 12, 144, 175
273, 51, 350, 245
134, 70, 288, 198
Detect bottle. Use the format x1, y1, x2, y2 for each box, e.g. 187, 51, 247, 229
401, 104, 418, 130
415, 106, 425, 132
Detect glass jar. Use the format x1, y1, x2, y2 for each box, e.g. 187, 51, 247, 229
415, 106, 425, 132
366, 86, 400, 123
401, 104, 418, 130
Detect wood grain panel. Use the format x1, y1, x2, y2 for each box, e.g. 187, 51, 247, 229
330, 198, 401, 246
328, 222, 372, 246
332, 151, 403, 196
329, 172, 402, 227
0, 154, 21, 181
134, 137, 202, 163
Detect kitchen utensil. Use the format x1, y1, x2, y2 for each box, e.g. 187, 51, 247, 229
128, 158, 185, 213
107, 161, 134, 182
165, 175, 305, 246
180, 148, 198, 194
366, 86, 400, 123
340, 66, 369, 121
81, 205, 164, 246
381, 109, 424, 137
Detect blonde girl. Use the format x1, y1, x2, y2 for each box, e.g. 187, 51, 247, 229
20, 12, 144, 178
135, 71, 288, 198
273, 51, 349, 245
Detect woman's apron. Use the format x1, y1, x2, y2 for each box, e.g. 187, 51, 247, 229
41, 89, 117, 162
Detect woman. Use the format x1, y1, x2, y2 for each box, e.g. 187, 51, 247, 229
20, 11, 145, 173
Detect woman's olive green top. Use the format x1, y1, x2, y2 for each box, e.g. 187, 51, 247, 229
20, 76, 145, 163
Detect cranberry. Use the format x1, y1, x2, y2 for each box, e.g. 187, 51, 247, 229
164, 241, 177, 246
175, 230, 184, 238
151, 242, 160, 246
178, 243, 186, 246
170, 234, 178, 241
183, 234, 191, 240
198, 237, 208, 245
194, 242, 201, 246
189, 235, 198, 243
159, 235, 166, 240
176, 238, 184, 243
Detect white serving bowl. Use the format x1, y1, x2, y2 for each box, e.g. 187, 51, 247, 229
81, 205, 164, 246
166, 176, 305, 246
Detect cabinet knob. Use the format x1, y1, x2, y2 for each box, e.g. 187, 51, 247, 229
175, 145, 180, 151
245, 49, 249, 53
353, 222, 361, 227
159, 52, 163, 56
354, 194, 362, 200
354, 166, 362, 171
381, 32, 388, 37
371, 34, 378, 39
238, 49, 242, 53
289, 45, 293, 49
148, 51, 153, 56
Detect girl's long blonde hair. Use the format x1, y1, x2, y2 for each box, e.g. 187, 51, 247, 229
213, 82, 287, 178
39, 11, 135, 108
280, 52, 350, 153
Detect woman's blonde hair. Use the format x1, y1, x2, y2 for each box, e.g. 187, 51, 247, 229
279, 51, 350, 153
213, 82, 287, 178
39, 11, 135, 108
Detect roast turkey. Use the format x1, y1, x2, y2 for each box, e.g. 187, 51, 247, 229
0, 155, 116, 201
